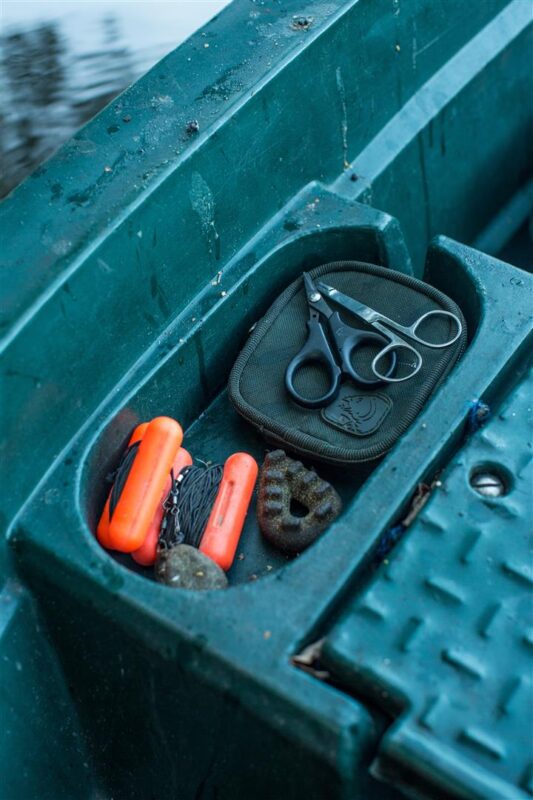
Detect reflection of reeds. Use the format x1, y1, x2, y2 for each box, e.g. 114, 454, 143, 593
0, 15, 136, 198
1, 24, 70, 197
0, 2, 231, 198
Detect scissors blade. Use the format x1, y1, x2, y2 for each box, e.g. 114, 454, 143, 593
316, 282, 377, 325
302, 272, 318, 296
302, 273, 334, 319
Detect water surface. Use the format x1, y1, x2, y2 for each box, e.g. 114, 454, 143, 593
0, 1, 230, 197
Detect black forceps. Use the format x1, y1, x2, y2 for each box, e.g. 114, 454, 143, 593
285, 273, 396, 409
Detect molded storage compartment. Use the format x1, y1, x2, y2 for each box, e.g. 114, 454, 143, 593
81, 223, 478, 586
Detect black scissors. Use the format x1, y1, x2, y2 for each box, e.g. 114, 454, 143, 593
285, 273, 396, 409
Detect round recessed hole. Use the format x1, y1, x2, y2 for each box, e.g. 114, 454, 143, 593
469, 464, 512, 498
290, 497, 309, 518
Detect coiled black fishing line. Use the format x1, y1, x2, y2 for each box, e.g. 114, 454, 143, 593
108, 441, 141, 518
106, 443, 223, 550
158, 463, 224, 551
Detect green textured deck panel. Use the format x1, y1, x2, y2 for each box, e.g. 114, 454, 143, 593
323, 372, 533, 800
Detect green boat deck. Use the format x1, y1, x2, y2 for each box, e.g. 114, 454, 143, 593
0, 1, 531, 798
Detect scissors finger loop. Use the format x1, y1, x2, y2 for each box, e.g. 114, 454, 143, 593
285, 350, 341, 408
285, 318, 342, 408
409, 310, 462, 348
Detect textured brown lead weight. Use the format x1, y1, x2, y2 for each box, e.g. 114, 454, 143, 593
257, 450, 342, 553
155, 544, 228, 590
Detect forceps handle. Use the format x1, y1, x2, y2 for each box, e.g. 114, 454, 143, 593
385, 309, 463, 348
370, 321, 423, 383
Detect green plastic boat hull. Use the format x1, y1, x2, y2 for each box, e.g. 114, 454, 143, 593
1, 2, 531, 798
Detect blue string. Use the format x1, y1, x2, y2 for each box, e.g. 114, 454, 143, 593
374, 523, 406, 563
466, 399, 491, 434
374, 401, 491, 567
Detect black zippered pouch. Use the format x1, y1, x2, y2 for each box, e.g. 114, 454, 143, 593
228, 261, 467, 466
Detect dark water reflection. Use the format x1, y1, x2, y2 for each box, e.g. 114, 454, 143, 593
0, 3, 229, 198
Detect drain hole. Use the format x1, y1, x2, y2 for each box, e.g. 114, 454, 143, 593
469, 464, 511, 498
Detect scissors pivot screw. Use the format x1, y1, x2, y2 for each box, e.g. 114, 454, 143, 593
309, 291, 321, 303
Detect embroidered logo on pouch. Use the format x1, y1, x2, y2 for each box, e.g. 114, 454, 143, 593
321, 389, 392, 436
